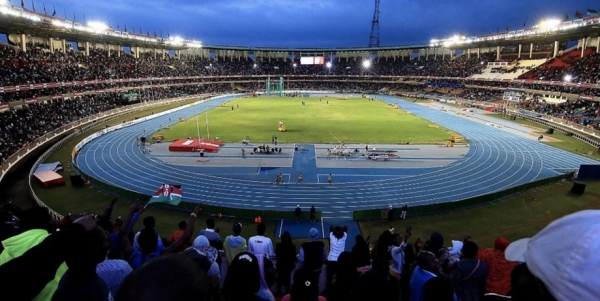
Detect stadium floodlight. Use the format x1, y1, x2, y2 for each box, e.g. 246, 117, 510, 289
563, 74, 572, 82
362, 60, 371, 68
539, 19, 561, 31
87, 21, 108, 32
52, 19, 72, 29
168, 36, 183, 46
326, 62, 332, 68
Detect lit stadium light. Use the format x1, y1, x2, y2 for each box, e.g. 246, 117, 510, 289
452, 35, 460, 42
564, 74, 573, 82
539, 18, 561, 31
326, 62, 332, 68
362, 60, 371, 68
87, 21, 108, 32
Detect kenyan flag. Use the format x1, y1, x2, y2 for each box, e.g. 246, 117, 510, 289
147, 184, 182, 206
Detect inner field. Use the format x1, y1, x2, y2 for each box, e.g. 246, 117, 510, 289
155, 96, 458, 144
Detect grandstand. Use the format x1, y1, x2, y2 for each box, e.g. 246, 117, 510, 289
1, 2, 600, 301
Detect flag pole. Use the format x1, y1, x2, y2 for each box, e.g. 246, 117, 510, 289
196, 115, 201, 145
205, 112, 210, 140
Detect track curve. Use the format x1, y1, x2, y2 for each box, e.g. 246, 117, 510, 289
74, 95, 598, 218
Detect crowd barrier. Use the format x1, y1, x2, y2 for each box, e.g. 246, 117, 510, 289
352, 172, 575, 220
510, 110, 600, 148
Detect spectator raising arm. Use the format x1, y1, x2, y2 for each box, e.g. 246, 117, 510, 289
0, 216, 95, 301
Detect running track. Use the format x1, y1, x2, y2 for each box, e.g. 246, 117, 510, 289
74, 95, 598, 218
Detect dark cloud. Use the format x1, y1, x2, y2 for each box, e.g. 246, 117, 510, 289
47, 0, 600, 47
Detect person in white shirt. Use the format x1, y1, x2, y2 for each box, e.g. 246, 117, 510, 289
247, 223, 276, 301
326, 225, 348, 288
248, 223, 275, 259
390, 233, 411, 299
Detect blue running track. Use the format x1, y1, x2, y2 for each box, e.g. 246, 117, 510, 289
74, 95, 598, 218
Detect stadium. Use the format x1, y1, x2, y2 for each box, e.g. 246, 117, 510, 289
0, 1, 599, 301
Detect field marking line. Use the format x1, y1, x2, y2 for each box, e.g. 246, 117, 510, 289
278, 219, 284, 238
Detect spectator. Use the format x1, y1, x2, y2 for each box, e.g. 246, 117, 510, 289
185, 235, 221, 297
326, 225, 348, 288
298, 228, 327, 286
323, 251, 359, 301
275, 231, 297, 296
0, 215, 104, 301
423, 277, 456, 301
476, 237, 518, 296
115, 254, 210, 301
310, 205, 316, 223
409, 251, 444, 301
222, 252, 270, 301
223, 222, 247, 265
423, 231, 452, 274
199, 218, 223, 250
0, 206, 67, 301
133, 216, 163, 252
504, 210, 600, 301
168, 220, 193, 252
351, 234, 371, 268
248, 223, 275, 258
452, 241, 488, 301
126, 204, 201, 269
248, 223, 276, 301
295, 205, 302, 222
283, 266, 327, 301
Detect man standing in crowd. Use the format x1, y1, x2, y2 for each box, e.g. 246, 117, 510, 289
298, 228, 326, 286
295, 205, 302, 222
401, 203, 408, 220
248, 223, 275, 259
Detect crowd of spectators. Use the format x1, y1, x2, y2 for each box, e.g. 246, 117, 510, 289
0, 39, 599, 167
517, 98, 600, 130
1, 198, 597, 301
0, 84, 230, 164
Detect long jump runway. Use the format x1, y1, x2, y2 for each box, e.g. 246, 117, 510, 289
74, 95, 599, 218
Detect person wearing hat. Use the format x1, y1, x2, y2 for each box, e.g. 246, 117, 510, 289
295, 205, 302, 223
476, 237, 517, 296
388, 205, 394, 222
503, 210, 600, 301
224, 222, 247, 265
298, 228, 327, 286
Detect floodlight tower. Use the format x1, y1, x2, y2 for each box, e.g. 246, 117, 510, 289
368, 0, 381, 47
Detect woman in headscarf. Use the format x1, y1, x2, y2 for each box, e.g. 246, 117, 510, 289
275, 231, 296, 296
185, 235, 221, 288
222, 252, 270, 301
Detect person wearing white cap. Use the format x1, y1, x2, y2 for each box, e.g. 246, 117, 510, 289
295, 205, 302, 223
504, 210, 600, 301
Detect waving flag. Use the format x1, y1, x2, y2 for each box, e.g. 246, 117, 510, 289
147, 184, 182, 206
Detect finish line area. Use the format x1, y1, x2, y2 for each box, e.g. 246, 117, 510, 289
144, 142, 469, 183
